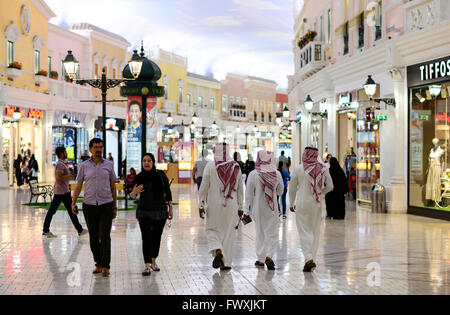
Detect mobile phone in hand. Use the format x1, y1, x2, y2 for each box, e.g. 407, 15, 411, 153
74, 205, 79, 214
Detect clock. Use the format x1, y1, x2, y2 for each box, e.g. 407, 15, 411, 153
20, 5, 31, 35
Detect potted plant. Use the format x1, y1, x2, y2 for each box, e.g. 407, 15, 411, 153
49, 71, 58, 80
64, 74, 73, 83
6, 61, 22, 78
35, 69, 48, 84
297, 30, 317, 49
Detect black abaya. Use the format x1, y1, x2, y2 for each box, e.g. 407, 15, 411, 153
325, 157, 349, 219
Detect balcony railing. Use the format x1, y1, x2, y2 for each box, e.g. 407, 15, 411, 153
48, 79, 90, 99
177, 103, 190, 116
161, 100, 175, 113
298, 40, 326, 79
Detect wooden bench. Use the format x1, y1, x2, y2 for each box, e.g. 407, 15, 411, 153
29, 180, 53, 203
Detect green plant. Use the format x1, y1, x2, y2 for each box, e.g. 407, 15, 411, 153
297, 30, 317, 49
50, 71, 58, 79
8, 61, 22, 70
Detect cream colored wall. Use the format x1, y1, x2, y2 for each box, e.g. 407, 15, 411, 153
156, 60, 188, 113
186, 79, 220, 111
90, 38, 127, 104
0, 0, 50, 93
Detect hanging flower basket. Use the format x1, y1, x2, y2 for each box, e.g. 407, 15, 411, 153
50, 71, 58, 79
35, 70, 48, 84
297, 30, 317, 49
8, 61, 22, 70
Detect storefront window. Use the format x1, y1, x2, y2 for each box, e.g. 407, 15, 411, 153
409, 84, 449, 211
356, 107, 380, 203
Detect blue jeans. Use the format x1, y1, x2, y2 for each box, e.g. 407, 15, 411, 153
277, 187, 288, 215
196, 177, 203, 190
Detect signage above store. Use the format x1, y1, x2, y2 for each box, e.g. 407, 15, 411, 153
407, 55, 450, 87
4, 106, 43, 120
375, 110, 388, 121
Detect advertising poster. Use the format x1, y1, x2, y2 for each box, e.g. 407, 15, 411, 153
146, 97, 158, 158
127, 96, 143, 173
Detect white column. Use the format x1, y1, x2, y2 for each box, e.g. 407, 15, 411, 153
387, 68, 408, 213
326, 90, 338, 157
43, 110, 55, 183
301, 108, 311, 153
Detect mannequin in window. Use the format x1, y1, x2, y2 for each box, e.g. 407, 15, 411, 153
425, 138, 443, 207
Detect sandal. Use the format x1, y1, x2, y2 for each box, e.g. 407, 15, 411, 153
151, 263, 160, 272
303, 260, 317, 272
254, 261, 264, 267
92, 266, 102, 274
142, 267, 151, 276
220, 261, 232, 271
265, 258, 275, 270
212, 250, 223, 269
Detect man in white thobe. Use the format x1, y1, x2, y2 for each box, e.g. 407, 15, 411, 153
289, 147, 333, 272
244, 150, 284, 270
199, 143, 244, 270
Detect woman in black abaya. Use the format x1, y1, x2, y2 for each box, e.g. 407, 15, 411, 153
325, 157, 349, 219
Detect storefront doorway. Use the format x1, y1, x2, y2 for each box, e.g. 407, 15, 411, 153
2, 110, 44, 186
408, 55, 450, 219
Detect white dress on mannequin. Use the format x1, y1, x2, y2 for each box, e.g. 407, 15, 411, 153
425, 146, 443, 202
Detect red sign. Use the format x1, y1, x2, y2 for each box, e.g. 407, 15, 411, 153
4, 106, 43, 120
436, 112, 450, 123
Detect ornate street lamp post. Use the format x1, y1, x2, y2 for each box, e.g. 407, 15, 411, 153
63, 50, 143, 157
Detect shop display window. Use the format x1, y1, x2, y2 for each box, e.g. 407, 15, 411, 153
409, 84, 449, 211
356, 107, 380, 202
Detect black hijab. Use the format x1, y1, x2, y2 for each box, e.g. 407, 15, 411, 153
137, 153, 163, 196
329, 157, 348, 194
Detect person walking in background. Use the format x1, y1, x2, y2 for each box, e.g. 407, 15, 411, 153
348, 161, 357, 200
344, 147, 356, 179
277, 161, 291, 220
244, 150, 284, 270
27, 154, 39, 182
130, 153, 173, 276
278, 151, 288, 170
14, 155, 24, 187
107, 153, 114, 162
193, 150, 209, 190
198, 143, 244, 271
244, 154, 255, 184
42, 147, 86, 238
71, 138, 117, 277
325, 157, 349, 220
21, 156, 29, 184
80, 150, 90, 163
233, 152, 245, 174
125, 168, 137, 196
287, 156, 292, 173
289, 147, 333, 272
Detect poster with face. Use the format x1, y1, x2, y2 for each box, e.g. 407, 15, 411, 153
127, 97, 143, 173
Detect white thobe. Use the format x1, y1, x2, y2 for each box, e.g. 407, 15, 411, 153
198, 161, 244, 267
244, 170, 284, 261
289, 165, 333, 262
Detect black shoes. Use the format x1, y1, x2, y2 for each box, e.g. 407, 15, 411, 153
254, 261, 264, 267
303, 260, 317, 272
212, 250, 223, 269
265, 259, 275, 270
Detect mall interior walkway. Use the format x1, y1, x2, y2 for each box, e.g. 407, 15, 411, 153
0, 184, 448, 295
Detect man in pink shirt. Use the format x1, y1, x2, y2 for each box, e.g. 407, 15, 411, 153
42, 147, 87, 238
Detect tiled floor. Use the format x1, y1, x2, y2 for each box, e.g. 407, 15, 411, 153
0, 184, 448, 295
